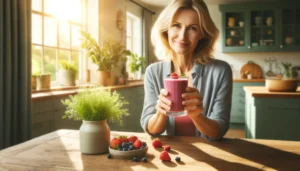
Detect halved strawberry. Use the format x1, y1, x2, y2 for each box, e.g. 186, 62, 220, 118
110, 137, 121, 149
170, 72, 178, 79
133, 139, 143, 149
160, 151, 171, 161
152, 139, 163, 148
128, 136, 138, 143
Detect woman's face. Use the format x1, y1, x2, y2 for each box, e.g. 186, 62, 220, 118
167, 9, 203, 57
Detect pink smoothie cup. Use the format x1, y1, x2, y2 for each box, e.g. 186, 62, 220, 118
164, 76, 188, 117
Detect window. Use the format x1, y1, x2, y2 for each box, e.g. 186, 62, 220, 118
32, 0, 98, 85
126, 12, 142, 79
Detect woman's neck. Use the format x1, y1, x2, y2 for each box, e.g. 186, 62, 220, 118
172, 54, 193, 75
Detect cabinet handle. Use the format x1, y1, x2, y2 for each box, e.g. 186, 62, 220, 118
280, 45, 283, 48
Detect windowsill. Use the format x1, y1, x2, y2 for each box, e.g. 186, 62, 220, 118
32, 80, 144, 102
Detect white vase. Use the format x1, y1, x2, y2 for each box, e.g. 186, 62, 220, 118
79, 120, 110, 154
59, 70, 76, 86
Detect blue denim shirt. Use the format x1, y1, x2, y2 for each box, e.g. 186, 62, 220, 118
140, 59, 233, 140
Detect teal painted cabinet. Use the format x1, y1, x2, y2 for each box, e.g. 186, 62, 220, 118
219, 3, 300, 52
231, 82, 265, 123
245, 90, 300, 141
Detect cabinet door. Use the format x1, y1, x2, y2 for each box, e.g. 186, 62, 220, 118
249, 10, 278, 52
279, 8, 300, 51
231, 82, 265, 123
222, 11, 249, 52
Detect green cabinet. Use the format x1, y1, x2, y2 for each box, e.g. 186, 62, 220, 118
231, 82, 265, 123
219, 3, 300, 52
245, 91, 300, 141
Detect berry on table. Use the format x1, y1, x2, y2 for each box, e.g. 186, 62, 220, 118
175, 156, 181, 162
107, 154, 112, 159
160, 151, 171, 161
141, 156, 147, 162
164, 145, 171, 152
152, 139, 163, 148
132, 157, 138, 162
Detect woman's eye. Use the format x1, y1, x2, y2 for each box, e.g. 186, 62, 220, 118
172, 23, 180, 27
189, 27, 197, 31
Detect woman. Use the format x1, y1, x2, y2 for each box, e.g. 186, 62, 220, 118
141, 0, 232, 140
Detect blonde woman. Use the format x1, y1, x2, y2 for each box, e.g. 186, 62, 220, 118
141, 0, 232, 140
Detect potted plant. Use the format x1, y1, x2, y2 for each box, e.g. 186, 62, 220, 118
282, 62, 292, 79
80, 31, 130, 86
58, 60, 78, 86
61, 87, 129, 154
31, 71, 40, 90
128, 53, 145, 80
34, 72, 51, 90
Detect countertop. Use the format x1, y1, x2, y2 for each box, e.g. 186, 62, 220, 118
1, 129, 300, 170
32, 81, 144, 101
233, 79, 265, 82
244, 86, 300, 98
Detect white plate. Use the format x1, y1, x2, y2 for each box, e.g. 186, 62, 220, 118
109, 146, 148, 159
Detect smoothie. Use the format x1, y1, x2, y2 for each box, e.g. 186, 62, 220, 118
164, 74, 188, 117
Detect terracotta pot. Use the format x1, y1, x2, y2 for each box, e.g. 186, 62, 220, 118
98, 71, 110, 86
79, 120, 110, 154
37, 74, 51, 90
266, 79, 298, 92
31, 76, 37, 90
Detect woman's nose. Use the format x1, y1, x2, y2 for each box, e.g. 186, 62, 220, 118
178, 28, 187, 40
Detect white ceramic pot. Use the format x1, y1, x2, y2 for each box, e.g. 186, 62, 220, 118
79, 120, 110, 154
59, 70, 76, 86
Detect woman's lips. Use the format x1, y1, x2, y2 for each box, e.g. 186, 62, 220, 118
175, 41, 189, 47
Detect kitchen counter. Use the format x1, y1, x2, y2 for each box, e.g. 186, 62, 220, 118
244, 86, 300, 98
244, 86, 300, 141
233, 79, 265, 82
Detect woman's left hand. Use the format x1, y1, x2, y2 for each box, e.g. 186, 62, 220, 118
182, 87, 204, 119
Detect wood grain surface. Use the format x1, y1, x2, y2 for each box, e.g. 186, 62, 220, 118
240, 61, 263, 79
0, 130, 300, 171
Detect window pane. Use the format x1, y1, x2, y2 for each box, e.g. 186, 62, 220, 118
71, 51, 80, 79
32, 0, 42, 12
44, 47, 57, 81
58, 50, 70, 63
44, 17, 58, 47
126, 37, 131, 51
127, 18, 132, 37
32, 14, 42, 44
72, 25, 81, 50
32, 45, 42, 74
44, 0, 81, 23
59, 22, 70, 48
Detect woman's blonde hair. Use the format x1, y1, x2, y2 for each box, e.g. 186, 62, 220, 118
151, 0, 219, 64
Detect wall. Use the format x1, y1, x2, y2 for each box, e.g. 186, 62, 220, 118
209, 5, 300, 79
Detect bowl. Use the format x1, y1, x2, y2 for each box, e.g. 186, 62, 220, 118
266, 79, 298, 92
109, 146, 148, 159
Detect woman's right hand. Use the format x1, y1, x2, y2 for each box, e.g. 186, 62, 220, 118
156, 89, 171, 115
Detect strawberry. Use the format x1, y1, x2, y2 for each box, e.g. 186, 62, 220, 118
128, 136, 138, 143
170, 72, 178, 79
110, 137, 121, 149
164, 145, 171, 151
160, 151, 171, 161
152, 139, 163, 148
119, 136, 128, 145
133, 139, 143, 149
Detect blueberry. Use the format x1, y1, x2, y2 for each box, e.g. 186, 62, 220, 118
142, 142, 147, 147
128, 142, 133, 146
141, 157, 147, 162
129, 145, 134, 150
175, 156, 181, 162
132, 157, 138, 162
123, 148, 128, 151
121, 142, 129, 148
107, 154, 112, 159
118, 148, 122, 151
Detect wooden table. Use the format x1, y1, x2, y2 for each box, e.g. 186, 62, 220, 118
0, 129, 300, 171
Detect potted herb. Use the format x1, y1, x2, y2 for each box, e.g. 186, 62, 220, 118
128, 53, 145, 79
58, 60, 78, 86
31, 71, 40, 90
282, 62, 292, 79
35, 72, 51, 90
80, 31, 130, 86
61, 86, 129, 154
